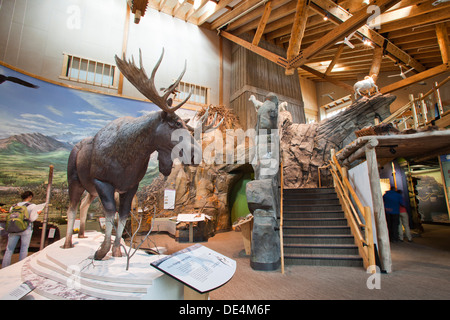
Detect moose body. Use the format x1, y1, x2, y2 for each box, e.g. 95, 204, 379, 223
62, 49, 201, 260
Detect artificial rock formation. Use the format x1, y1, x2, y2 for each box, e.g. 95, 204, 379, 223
281, 93, 395, 188
138, 106, 253, 238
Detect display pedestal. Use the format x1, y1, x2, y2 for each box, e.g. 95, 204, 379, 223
184, 286, 209, 300
232, 215, 253, 255
21, 231, 185, 300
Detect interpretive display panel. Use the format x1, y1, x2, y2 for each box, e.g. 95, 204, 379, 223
151, 244, 236, 293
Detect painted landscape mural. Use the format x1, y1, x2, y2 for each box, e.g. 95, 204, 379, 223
0, 64, 195, 188
0, 63, 195, 224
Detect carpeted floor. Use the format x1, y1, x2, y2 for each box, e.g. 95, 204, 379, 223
139, 223, 450, 300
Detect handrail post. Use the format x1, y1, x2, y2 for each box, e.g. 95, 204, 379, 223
434, 81, 444, 117
419, 93, 428, 125
364, 206, 376, 273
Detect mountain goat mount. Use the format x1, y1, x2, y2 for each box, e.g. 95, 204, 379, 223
62, 49, 202, 260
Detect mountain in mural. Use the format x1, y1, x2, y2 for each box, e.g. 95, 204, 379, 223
0, 133, 72, 154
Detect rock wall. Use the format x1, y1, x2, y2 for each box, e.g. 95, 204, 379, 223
281, 93, 396, 188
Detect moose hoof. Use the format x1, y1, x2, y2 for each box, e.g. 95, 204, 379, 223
61, 243, 73, 249
94, 250, 107, 261
112, 246, 122, 257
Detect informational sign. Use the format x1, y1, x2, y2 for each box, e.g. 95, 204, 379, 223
164, 189, 176, 210
0, 281, 35, 300
439, 154, 450, 219
177, 213, 211, 222
151, 244, 236, 293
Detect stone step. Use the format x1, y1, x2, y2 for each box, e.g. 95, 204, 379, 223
283, 243, 359, 255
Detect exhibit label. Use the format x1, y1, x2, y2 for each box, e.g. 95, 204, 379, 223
151, 244, 236, 293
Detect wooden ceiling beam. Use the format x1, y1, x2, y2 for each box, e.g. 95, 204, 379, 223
220, 30, 288, 67
232, 0, 299, 35
379, 1, 450, 26
252, 0, 273, 45
378, 5, 450, 34
288, 0, 402, 70
210, 0, 267, 30
299, 65, 354, 92
285, 0, 310, 75
380, 63, 450, 93
436, 22, 450, 64
305, 0, 426, 73
325, 43, 345, 75
197, 0, 235, 26
227, 0, 288, 32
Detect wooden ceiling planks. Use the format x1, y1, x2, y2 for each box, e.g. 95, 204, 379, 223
144, 0, 450, 90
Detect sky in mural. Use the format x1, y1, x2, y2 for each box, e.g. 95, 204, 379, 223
0, 64, 165, 143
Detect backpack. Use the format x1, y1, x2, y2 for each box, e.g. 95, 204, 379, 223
5, 203, 30, 233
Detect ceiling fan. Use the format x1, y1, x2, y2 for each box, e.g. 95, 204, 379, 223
388, 64, 414, 79
335, 31, 356, 49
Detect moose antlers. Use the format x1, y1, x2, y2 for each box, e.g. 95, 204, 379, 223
115, 48, 192, 113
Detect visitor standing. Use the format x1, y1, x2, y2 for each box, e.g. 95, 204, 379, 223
398, 202, 412, 242
2, 191, 40, 268
383, 187, 405, 242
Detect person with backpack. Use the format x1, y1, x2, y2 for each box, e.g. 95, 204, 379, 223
2, 191, 40, 268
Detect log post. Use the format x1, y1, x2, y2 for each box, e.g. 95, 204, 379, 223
365, 138, 392, 273
40, 165, 54, 251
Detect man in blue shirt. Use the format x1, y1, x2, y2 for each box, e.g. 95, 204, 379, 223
383, 186, 406, 242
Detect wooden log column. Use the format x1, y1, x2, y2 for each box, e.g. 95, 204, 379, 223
365, 138, 392, 273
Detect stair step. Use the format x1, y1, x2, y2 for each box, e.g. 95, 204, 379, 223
283, 211, 345, 219
282, 187, 363, 268
283, 225, 351, 235
283, 204, 343, 212
283, 244, 359, 255
283, 192, 338, 200
284, 254, 363, 267
283, 198, 340, 205
283, 234, 355, 245
283, 217, 348, 226
283, 188, 335, 194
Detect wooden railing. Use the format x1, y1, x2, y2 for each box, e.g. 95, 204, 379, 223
279, 161, 285, 274
329, 155, 376, 271
382, 76, 449, 129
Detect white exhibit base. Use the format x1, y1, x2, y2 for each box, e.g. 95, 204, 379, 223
21, 231, 184, 300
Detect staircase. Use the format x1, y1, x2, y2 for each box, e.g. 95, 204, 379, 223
282, 187, 363, 267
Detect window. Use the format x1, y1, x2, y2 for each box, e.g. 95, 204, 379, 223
175, 81, 210, 106
60, 53, 119, 89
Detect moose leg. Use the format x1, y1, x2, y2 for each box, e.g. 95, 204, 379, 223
112, 187, 138, 257
93, 179, 117, 260
62, 182, 85, 249
78, 193, 96, 238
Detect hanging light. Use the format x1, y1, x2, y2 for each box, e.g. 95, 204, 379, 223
323, 13, 329, 21
363, 37, 373, 47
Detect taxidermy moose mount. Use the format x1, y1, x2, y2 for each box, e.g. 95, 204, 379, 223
62, 49, 202, 260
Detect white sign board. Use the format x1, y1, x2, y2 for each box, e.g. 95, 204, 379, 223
151, 244, 236, 293
164, 189, 176, 210
0, 281, 35, 300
